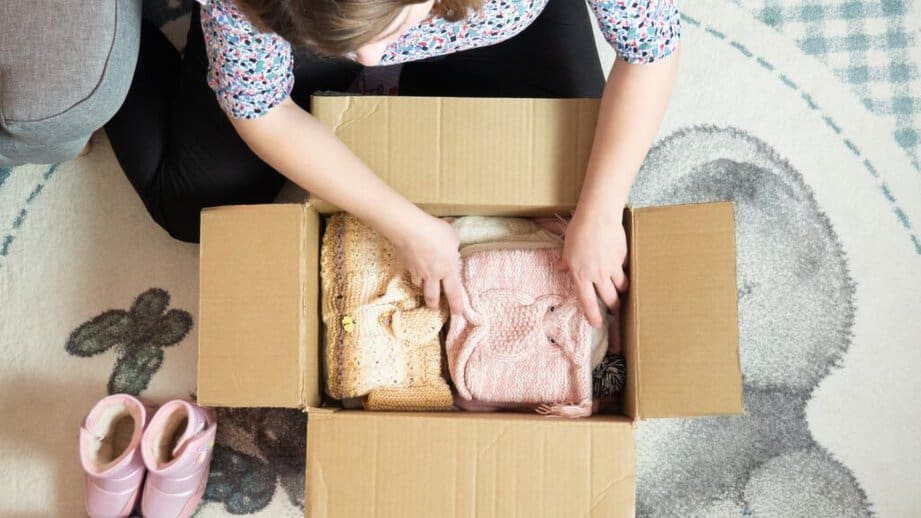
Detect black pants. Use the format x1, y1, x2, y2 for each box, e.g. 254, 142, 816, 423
105, 1, 604, 242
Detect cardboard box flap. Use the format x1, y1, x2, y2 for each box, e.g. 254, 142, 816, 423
624, 202, 743, 419
310, 96, 600, 215
307, 412, 635, 517
198, 204, 316, 408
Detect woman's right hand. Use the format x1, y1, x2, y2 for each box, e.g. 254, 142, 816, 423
389, 213, 465, 316
230, 103, 464, 314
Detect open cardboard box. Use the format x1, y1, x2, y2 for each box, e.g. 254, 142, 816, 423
197, 96, 743, 517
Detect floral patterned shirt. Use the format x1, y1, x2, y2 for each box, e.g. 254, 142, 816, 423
198, 0, 681, 119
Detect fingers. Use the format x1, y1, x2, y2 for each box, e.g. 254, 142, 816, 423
595, 277, 619, 311
555, 258, 570, 273
423, 278, 440, 309
575, 277, 603, 328
418, 273, 463, 314
611, 266, 629, 293
441, 272, 465, 316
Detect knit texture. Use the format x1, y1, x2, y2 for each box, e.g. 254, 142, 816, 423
320, 214, 452, 410
446, 247, 594, 412
451, 215, 609, 367
365, 385, 455, 411
452, 216, 563, 256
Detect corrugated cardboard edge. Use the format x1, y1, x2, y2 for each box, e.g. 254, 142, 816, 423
630, 207, 642, 418
304, 409, 335, 518
309, 201, 589, 217
298, 204, 308, 408
719, 203, 745, 415
731, 205, 744, 412
197, 237, 206, 401
716, 203, 744, 415
622, 208, 641, 420
302, 204, 323, 409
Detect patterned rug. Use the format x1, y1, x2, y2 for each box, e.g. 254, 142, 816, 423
1, 1, 919, 516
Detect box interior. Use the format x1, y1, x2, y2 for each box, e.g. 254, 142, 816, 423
305, 203, 633, 418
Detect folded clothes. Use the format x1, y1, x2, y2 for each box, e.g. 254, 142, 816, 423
446, 246, 595, 417
450, 216, 609, 367
320, 214, 453, 411
452, 216, 563, 255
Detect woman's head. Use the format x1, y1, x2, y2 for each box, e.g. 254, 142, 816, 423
236, 0, 483, 65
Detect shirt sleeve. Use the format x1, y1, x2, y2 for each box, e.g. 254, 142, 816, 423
588, 0, 681, 64
198, 0, 294, 119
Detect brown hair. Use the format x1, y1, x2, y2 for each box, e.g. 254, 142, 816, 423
236, 0, 483, 58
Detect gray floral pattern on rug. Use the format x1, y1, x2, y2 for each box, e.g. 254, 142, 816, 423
203, 444, 277, 514
66, 288, 193, 395
631, 126, 870, 517
202, 408, 307, 514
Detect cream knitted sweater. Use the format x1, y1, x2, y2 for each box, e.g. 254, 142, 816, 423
320, 214, 453, 411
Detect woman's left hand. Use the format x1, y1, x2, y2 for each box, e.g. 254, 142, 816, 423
558, 49, 680, 327
559, 200, 628, 328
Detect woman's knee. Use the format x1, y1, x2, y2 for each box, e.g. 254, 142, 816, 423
156, 208, 203, 243
144, 168, 286, 243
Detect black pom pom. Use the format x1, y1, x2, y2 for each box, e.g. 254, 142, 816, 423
592, 353, 626, 399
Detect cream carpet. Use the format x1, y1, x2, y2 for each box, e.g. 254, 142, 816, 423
1, 1, 919, 516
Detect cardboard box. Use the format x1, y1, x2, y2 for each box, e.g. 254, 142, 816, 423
198, 96, 743, 517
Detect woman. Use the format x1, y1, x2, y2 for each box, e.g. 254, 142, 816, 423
105, 0, 680, 327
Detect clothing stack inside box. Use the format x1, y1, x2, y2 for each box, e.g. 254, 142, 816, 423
319, 214, 626, 417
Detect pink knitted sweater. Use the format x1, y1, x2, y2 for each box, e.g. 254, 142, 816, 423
446, 247, 594, 417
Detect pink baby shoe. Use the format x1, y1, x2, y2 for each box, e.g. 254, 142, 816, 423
141, 400, 217, 518
79, 394, 156, 518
